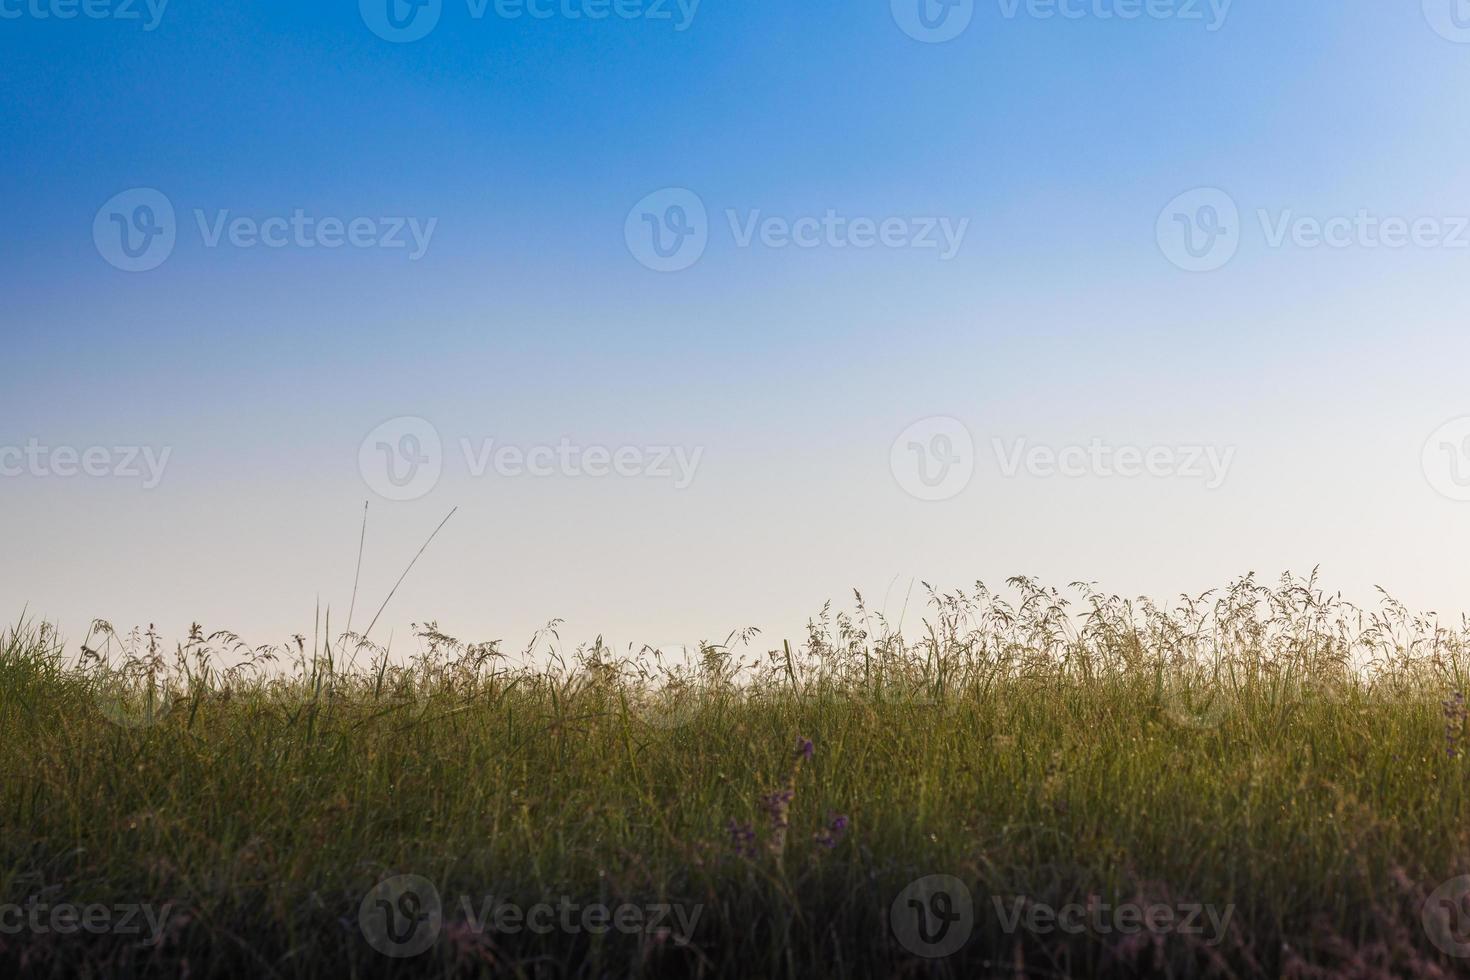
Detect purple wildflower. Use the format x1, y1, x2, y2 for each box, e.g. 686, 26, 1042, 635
795, 737, 814, 761
1445, 692, 1466, 759
814, 812, 850, 849
759, 788, 795, 831
760, 783, 797, 858
725, 819, 756, 858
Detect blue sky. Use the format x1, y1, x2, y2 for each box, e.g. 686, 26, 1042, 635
5, 2, 1470, 654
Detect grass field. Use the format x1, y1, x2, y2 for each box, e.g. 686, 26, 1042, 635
4, 572, 1470, 978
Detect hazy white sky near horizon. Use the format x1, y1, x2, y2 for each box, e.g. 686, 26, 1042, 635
5, 2, 1470, 657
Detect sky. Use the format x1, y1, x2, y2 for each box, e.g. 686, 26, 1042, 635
4, 1, 1470, 660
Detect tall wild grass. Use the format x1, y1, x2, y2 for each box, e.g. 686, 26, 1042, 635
3, 571, 1469, 978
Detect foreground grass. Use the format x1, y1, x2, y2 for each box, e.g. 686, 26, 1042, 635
4, 573, 1470, 978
